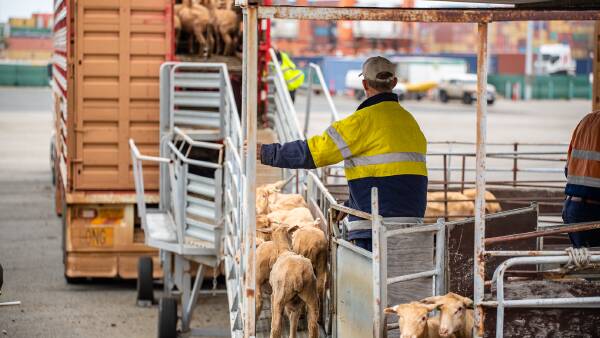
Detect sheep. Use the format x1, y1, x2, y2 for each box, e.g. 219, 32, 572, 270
291, 225, 328, 318
268, 193, 308, 213
267, 207, 314, 226
461, 188, 502, 214
255, 224, 299, 320
420, 293, 474, 338
425, 192, 475, 222
384, 302, 441, 338
269, 251, 319, 338
176, 0, 213, 56
256, 179, 291, 215
256, 214, 271, 242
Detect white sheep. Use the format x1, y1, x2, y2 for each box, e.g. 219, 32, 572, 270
420, 293, 474, 338
384, 302, 442, 338
291, 225, 327, 315
269, 251, 319, 338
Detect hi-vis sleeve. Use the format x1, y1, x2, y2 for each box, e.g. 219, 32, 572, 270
307, 114, 363, 167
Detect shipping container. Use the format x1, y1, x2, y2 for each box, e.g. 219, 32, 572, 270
9, 27, 52, 38
53, 0, 270, 280
496, 53, 525, 75
0, 62, 50, 86
7, 37, 53, 50
32, 13, 54, 29
52, 0, 173, 280
5, 50, 53, 61
9, 18, 36, 28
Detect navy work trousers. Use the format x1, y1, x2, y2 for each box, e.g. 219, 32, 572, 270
563, 198, 600, 248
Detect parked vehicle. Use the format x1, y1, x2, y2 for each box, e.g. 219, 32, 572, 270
438, 73, 496, 105
535, 44, 576, 76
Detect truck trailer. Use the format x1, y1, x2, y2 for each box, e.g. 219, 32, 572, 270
51, 0, 269, 280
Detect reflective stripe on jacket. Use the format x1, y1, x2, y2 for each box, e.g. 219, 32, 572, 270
260, 92, 428, 228
566, 110, 600, 199
306, 94, 427, 180
280, 52, 305, 91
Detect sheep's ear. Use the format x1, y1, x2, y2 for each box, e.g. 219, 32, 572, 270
384, 305, 398, 314
419, 295, 443, 305
288, 224, 300, 234
256, 227, 273, 234
460, 296, 474, 309
423, 304, 442, 312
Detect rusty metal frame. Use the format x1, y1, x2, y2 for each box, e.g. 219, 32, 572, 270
241, 3, 600, 338
257, 6, 600, 22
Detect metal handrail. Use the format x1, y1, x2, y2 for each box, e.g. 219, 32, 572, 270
304, 62, 340, 135
129, 139, 172, 164
490, 254, 600, 338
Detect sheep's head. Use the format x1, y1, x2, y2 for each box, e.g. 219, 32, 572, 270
257, 223, 299, 249
420, 293, 473, 337
385, 302, 437, 338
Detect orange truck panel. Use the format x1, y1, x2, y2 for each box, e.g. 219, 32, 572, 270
72, 0, 171, 191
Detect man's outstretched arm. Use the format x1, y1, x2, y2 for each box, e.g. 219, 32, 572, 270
260, 140, 317, 169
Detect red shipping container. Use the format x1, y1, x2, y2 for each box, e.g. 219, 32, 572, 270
496, 53, 526, 75
6, 37, 52, 51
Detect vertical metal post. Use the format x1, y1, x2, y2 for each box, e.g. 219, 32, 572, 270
304, 66, 314, 137
443, 154, 448, 221
371, 187, 385, 338
434, 218, 446, 296
524, 21, 533, 100
243, 2, 258, 337
461, 155, 466, 193
513, 142, 518, 187
473, 22, 489, 338
593, 21, 600, 111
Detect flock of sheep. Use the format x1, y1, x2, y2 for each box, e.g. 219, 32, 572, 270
251, 179, 497, 337
174, 0, 242, 57
254, 180, 327, 338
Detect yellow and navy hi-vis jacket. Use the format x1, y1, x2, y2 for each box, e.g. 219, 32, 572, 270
280, 52, 305, 91
566, 110, 600, 200
261, 92, 428, 237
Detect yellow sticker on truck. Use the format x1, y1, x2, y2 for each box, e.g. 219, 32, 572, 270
85, 227, 114, 248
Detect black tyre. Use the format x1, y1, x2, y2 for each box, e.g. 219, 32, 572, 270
462, 92, 473, 105
158, 297, 178, 338
137, 256, 155, 306
439, 90, 449, 103
487, 98, 495, 105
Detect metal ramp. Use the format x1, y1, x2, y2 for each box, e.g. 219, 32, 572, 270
131, 62, 238, 337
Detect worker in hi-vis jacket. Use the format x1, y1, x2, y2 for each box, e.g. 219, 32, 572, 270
275, 50, 305, 102
258, 56, 428, 251
563, 110, 600, 247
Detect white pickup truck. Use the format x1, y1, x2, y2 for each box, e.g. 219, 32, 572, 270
345, 69, 407, 101
437, 73, 496, 105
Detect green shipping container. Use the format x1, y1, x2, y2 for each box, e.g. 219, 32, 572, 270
0, 64, 18, 86
489, 74, 591, 100
0, 63, 49, 87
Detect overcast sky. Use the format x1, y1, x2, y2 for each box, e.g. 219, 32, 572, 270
0, 0, 53, 22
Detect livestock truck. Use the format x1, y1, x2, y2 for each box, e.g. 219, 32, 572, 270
51, 0, 270, 280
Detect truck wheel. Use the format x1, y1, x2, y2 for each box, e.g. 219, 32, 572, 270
462, 93, 473, 105
137, 256, 155, 306
487, 98, 495, 105
158, 297, 178, 338
439, 90, 449, 103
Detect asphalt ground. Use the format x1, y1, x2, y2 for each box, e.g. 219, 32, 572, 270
0, 86, 593, 337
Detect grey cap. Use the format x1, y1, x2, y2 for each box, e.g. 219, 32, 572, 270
359, 56, 396, 81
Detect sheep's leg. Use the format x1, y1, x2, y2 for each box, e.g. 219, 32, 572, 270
222, 32, 233, 56
285, 303, 301, 338
270, 291, 285, 338
255, 284, 263, 321
299, 282, 319, 338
